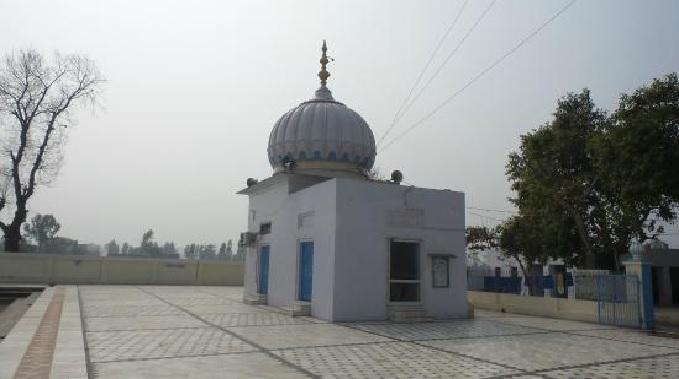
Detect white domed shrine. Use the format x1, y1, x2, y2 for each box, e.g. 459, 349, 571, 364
239, 41, 467, 322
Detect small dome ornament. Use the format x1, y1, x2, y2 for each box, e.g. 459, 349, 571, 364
319, 40, 330, 87
267, 41, 377, 175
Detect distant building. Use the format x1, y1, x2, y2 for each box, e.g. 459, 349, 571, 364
77, 243, 102, 256
466, 247, 569, 298
39, 237, 89, 255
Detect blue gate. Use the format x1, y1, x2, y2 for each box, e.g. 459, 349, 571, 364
258, 246, 270, 294
299, 242, 314, 301
596, 274, 641, 328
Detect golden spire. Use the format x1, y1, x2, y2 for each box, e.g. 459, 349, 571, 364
318, 40, 330, 87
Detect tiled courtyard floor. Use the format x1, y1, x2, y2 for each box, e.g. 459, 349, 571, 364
73, 286, 679, 378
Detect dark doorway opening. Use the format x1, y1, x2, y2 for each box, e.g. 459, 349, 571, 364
652, 266, 661, 305
389, 241, 420, 302
670, 267, 679, 306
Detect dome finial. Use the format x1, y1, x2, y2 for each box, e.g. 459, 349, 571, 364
318, 40, 330, 87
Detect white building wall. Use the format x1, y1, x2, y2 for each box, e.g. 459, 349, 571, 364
291, 181, 337, 320
244, 175, 467, 322
243, 177, 337, 320
244, 183, 289, 300
333, 179, 467, 321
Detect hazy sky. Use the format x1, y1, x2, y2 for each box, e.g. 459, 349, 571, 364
1, 0, 678, 249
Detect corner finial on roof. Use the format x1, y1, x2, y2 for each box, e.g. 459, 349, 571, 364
318, 40, 330, 87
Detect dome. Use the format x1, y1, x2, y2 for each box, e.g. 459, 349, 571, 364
267, 41, 376, 174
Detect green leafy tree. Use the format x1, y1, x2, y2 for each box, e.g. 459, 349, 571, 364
140, 229, 160, 256
162, 242, 176, 255
226, 239, 233, 259
507, 89, 605, 268
498, 216, 547, 295
105, 239, 120, 255
22, 214, 60, 249
199, 244, 217, 260
184, 243, 197, 260
589, 73, 679, 265
507, 74, 679, 270
141, 229, 153, 250
219, 242, 227, 258
121, 242, 129, 255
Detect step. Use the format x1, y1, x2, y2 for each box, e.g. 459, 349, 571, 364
281, 301, 311, 317
387, 305, 433, 322
242, 293, 267, 305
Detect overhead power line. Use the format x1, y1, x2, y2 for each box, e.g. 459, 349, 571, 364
376, 0, 470, 147
379, 0, 578, 153
378, 0, 497, 148
468, 211, 506, 223
467, 206, 517, 214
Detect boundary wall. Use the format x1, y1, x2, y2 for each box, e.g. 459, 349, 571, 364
0, 253, 243, 286
468, 290, 598, 323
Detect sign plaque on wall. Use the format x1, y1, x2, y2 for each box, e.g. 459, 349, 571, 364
432, 256, 449, 288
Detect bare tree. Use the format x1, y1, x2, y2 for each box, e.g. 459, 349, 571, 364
0, 49, 102, 251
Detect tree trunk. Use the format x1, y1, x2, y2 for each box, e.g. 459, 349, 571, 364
517, 258, 532, 296
570, 208, 596, 269
4, 199, 28, 252
4, 224, 22, 251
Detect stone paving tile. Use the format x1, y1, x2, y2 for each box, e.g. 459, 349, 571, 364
83, 304, 185, 318
226, 323, 391, 349
93, 352, 307, 379
202, 312, 313, 327
540, 354, 679, 379
141, 286, 235, 299
348, 319, 541, 341
421, 332, 677, 372
85, 314, 206, 331
473, 309, 541, 320
272, 341, 520, 378
86, 327, 257, 362
197, 286, 247, 300
568, 328, 679, 349
169, 297, 237, 306
494, 316, 616, 331
185, 303, 273, 315
79, 288, 151, 301
81, 300, 162, 309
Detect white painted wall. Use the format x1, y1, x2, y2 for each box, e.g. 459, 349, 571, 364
292, 181, 337, 319
243, 182, 289, 299
242, 174, 467, 321
333, 179, 467, 321
243, 175, 337, 320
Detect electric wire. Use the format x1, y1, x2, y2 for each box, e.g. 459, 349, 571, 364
376, 0, 470, 147
378, 0, 497, 148
467, 206, 517, 213
468, 211, 506, 223
379, 0, 578, 153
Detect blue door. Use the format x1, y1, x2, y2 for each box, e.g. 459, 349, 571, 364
299, 242, 314, 301
258, 246, 270, 294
